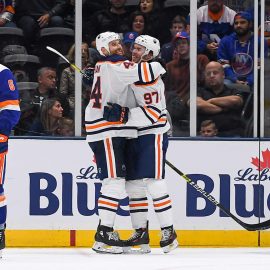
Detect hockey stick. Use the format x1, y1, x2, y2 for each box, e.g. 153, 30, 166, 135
46, 46, 93, 80
165, 159, 270, 231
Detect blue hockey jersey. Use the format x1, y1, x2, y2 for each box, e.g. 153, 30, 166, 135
0, 64, 20, 153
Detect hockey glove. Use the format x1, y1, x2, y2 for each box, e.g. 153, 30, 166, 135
103, 103, 129, 124
0, 134, 8, 153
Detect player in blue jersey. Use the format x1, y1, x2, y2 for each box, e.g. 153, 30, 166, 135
0, 64, 20, 258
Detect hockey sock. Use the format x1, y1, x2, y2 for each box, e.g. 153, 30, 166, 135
98, 194, 120, 228
152, 194, 173, 228
129, 197, 148, 229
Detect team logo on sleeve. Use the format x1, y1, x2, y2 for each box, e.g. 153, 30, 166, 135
8, 79, 16, 91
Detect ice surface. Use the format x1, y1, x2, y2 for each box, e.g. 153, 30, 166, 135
1, 248, 270, 270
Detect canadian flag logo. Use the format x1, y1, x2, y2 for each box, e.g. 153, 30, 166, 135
251, 148, 270, 171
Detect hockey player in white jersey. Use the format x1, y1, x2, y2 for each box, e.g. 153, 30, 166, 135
103, 35, 178, 254
85, 32, 166, 254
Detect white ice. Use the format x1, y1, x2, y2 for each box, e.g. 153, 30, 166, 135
1, 248, 270, 270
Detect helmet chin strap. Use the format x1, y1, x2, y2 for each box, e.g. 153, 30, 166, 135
138, 51, 153, 63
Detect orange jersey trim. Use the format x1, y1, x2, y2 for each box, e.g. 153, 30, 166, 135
85, 121, 122, 131
145, 107, 159, 120
0, 100, 19, 108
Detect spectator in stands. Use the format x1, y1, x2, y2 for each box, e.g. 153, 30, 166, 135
15, 0, 67, 52
122, 31, 138, 60
191, 0, 236, 60
218, 11, 268, 88
82, 0, 108, 18
199, 119, 218, 137
27, 98, 64, 136
59, 42, 93, 118
30, 67, 70, 116
0, 0, 16, 27
193, 61, 245, 137
63, 0, 75, 29
263, 0, 270, 48
161, 15, 187, 63
165, 31, 209, 126
85, 0, 130, 48
57, 117, 74, 136
129, 10, 147, 35
138, 0, 169, 44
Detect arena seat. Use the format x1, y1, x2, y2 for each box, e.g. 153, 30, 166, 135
38, 27, 75, 67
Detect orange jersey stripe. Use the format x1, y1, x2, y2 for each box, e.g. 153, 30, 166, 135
98, 199, 118, 208
106, 138, 115, 178
85, 121, 122, 130
0, 100, 19, 108
129, 203, 148, 208
143, 62, 150, 82
158, 118, 167, 122
154, 199, 171, 208
145, 107, 159, 120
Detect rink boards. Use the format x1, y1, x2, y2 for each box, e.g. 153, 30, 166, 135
4, 138, 270, 247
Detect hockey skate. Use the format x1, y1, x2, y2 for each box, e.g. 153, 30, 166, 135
160, 225, 178, 253
0, 228, 5, 259
123, 224, 151, 254
92, 224, 123, 254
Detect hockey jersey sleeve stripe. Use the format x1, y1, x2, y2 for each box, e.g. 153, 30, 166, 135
0, 100, 19, 109
147, 105, 161, 114
140, 107, 155, 124
0, 105, 20, 112
85, 121, 123, 130
144, 106, 160, 120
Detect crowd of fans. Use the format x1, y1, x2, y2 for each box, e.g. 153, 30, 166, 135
1, 0, 269, 138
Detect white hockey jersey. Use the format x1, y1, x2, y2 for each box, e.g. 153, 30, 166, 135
85, 55, 166, 142
126, 76, 170, 136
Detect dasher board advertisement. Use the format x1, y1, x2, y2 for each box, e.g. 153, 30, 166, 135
5, 139, 270, 230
